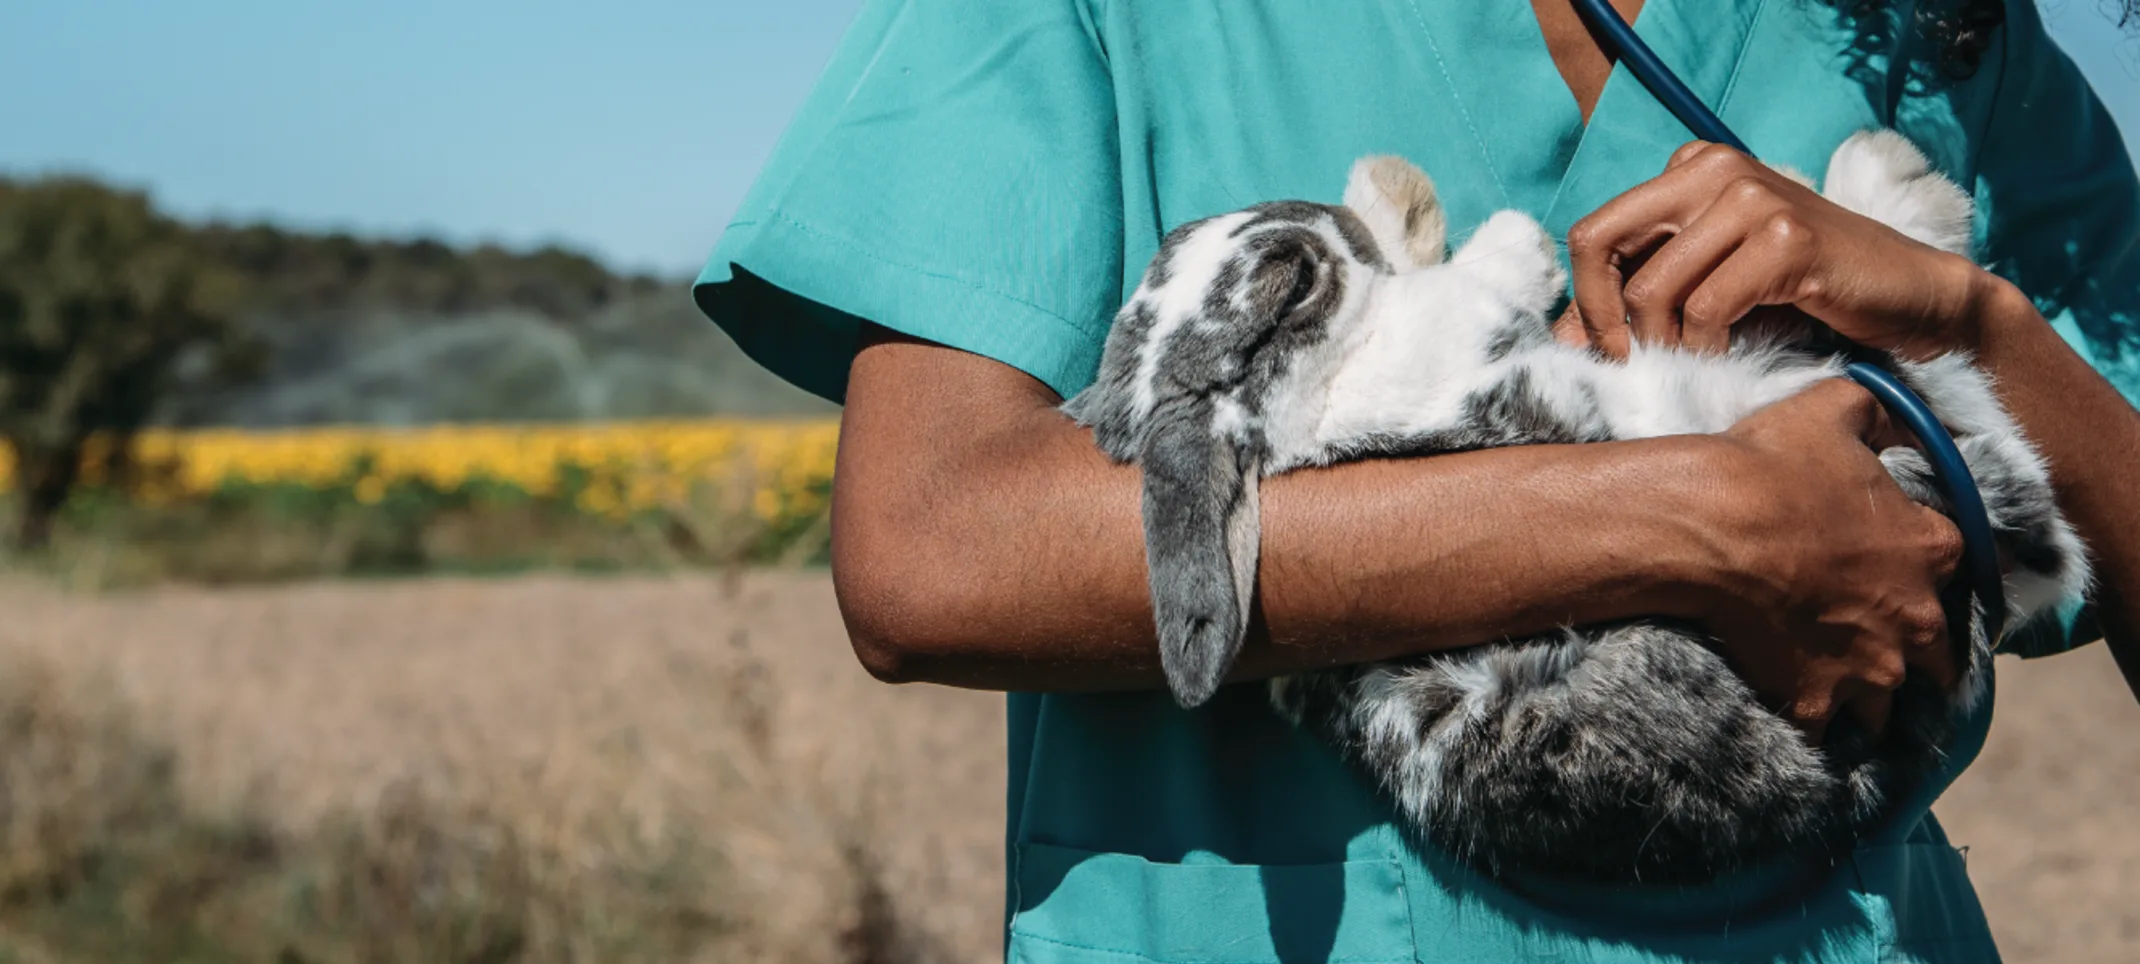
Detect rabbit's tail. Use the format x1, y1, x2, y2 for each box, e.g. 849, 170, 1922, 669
1141, 394, 1261, 708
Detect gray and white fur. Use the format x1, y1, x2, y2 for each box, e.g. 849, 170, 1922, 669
1062, 131, 2090, 884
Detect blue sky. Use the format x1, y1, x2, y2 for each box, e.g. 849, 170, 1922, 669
3, 0, 2134, 277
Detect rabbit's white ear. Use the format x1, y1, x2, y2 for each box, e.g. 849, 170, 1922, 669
1140, 395, 1260, 708
1344, 156, 1447, 271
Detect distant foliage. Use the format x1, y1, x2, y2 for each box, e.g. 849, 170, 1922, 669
194, 222, 664, 320
0, 174, 830, 548
0, 177, 258, 547
171, 209, 831, 428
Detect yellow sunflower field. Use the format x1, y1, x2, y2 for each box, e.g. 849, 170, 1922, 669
0, 420, 844, 583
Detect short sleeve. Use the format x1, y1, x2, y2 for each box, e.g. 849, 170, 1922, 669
1970, 0, 2140, 658
695, 0, 1123, 403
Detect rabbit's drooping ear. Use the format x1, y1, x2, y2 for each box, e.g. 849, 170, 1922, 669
1140, 394, 1260, 708
1344, 156, 1447, 272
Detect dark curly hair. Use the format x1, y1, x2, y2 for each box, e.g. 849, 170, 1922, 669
1904, 0, 2140, 77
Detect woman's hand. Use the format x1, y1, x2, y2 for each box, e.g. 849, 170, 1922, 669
1562, 141, 1992, 360
1683, 379, 1964, 742
1556, 139, 1991, 739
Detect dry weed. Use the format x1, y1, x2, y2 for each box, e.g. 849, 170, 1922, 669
0, 575, 978, 964
0, 657, 176, 905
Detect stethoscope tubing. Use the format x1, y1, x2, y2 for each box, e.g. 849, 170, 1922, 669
1568, 0, 2007, 643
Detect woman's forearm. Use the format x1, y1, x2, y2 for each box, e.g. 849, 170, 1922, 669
1253, 435, 1725, 678
831, 329, 1725, 692
1970, 277, 2140, 694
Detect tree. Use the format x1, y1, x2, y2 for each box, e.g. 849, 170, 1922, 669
0, 177, 252, 548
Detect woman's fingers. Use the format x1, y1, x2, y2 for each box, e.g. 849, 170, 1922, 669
1568, 144, 1825, 356
1568, 147, 1763, 356
1904, 504, 1966, 691
1796, 380, 1966, 694
1569, 196, 1687, 358
1680, 211, 1820, 351
1806, 376, 1965, 697
1617, 193, 1773, 352
1567, 236, 1635, 358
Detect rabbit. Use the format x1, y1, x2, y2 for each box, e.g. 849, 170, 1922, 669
1061, 130, 2091, 884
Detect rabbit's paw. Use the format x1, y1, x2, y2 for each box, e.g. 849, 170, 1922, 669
1450, 211, 1566, 318
1821, 130, 1974, 256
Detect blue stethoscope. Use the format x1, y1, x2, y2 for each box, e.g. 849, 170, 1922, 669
1570, 0, 2008, 644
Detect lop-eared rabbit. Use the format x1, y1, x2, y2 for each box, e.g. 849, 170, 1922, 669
1064, 131, 2089, 883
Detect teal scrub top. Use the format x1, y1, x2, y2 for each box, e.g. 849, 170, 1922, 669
699, 0, 2140, 960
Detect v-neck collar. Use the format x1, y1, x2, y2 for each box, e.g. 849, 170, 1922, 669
1403, 0, 1769, 235
1542, 0, 1771, 235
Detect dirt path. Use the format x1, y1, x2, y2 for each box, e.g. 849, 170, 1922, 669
0, 573, 2130, 961
1935, 638, 2140, 961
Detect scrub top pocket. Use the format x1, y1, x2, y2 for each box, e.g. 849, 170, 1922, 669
1008, 843, 1417, 964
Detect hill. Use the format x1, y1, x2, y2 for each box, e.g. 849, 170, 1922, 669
164, 223, 833, 427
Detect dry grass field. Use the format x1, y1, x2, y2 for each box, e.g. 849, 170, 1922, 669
0, 572, 1001, 963
0, 571, 2130, 962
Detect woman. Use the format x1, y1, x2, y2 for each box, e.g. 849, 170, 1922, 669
700, 0, 2140, 959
